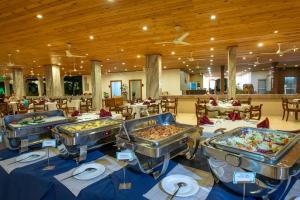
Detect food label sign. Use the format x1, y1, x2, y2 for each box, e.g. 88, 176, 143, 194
42, 139, 56, 148
233, 172, 256, 184
116, 150, 134, 161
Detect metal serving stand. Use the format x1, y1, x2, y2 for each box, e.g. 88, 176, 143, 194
116, 112, 202, 179
52, 118, 122, 162
1, 110, 68, 151
202, 127, 300, 198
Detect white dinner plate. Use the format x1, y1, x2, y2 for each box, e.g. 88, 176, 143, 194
16, 151, 46, 163
161, 174, 199, 197
73, 163, 105, 180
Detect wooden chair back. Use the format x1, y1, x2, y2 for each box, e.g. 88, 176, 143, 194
250, 104, 263, 120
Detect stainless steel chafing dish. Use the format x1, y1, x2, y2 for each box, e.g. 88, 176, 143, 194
116, 113, 202, 178
202, 127, 300, 198
52, 118, 122, 161
1, 110, 68, 151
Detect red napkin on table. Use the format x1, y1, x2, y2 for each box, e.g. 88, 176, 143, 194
71, 110, 80, 117
210, 99, 218, 106
100, 108, 112, 118
232, 100, 241, 106
228, 112, 241, 121
209, 97, 215, 101
257, 117, 270, 128
198, 115, 214, 125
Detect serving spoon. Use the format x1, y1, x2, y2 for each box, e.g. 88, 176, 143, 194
60, 167, 97, 181
169, 182, 187, 200
8, 154, 40, 165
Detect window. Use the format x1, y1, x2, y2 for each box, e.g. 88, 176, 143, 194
257, 79, 267, 94
284, 77, 297, 94
64, 76, 83, 95
110, 80, 122, 97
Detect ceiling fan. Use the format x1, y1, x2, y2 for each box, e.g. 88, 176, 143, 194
155, 32, 191, 46
261, 43, 298, 56
240, 56, 269, 66
71, 62, 85, 72
52, 43, 86, 58
186, 52, 205, 62
0, 54, 24, 68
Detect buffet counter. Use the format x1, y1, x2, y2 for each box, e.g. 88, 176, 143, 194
162, 94, 300, 116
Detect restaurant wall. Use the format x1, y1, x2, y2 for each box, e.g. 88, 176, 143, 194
81, 69, 182, 98
273, 67, 300, 94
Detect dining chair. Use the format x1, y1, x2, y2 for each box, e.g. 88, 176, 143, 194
239, 97, 252, 105
281, 98, 288, 120
250, 104, 263, 120
57, 99, 69, 115
165, 98, 178, 115
160, 98, 168, 113
17, 103, 28, 114
79, 99, 89, 113
0, 102, 9, 117
285, 99, 299, 121
147, 103, 160, 115
33, 101, 47, 112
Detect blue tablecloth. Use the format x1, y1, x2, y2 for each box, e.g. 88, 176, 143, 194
0, 148, 298, 200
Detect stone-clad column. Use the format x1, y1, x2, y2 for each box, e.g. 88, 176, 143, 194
37, 77, 44, 96
44, 64, 62, 97
12, 68, 25, 98
4, 78, 11, 96
227, 46, 237, 99
91, 60, 102, 110
271, 62, 279, 94
144, 54, 162, 99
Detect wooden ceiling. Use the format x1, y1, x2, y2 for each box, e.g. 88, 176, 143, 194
1, 0, 300, 77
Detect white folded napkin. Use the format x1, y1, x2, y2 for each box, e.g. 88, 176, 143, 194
0, 150, 57, 174
54, 155, 124, 196
143, 164, 213, 200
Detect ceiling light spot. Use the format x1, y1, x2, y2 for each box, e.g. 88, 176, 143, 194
279, 54, 283, 57
171, 51, 175, 55
163, 66, 167, 69
182, 61, 186, 64
120, 49, 124, 52
210, 37, 215, 41
142, 25, 148, 31
210, 47, 214, 51
122, 62, 125, 65
210, 15, 216, 20
47, 44, 51, 47
249, 51, 253, 55
269, 58, 273, 62
85, 53, 89, 56
89, 35, 94, 40
114, 66, 117, 70
178, 57, 181, 60
210, 55, 214, 57
210, 59, 214, 62
257, 42, 264, 47
137, 54, 141, 58
134, 65, 137, 68
242, 56, 246, 60
81, 60, 84, 63
36, 14, 43, 19
108, 69, 111, 72
274, 30, 278, 34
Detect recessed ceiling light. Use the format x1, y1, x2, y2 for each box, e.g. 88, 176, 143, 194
257, 42, 264, 47
80, 65, 83, 69
89, 35, 94, 40
137, 54, 141, 58
186, 64, 189, 67
182, 61, 186, 64
274, 30, 278, 34
210, 37, 215, 41
248, 67, 251, 70
106, 58, 110, 61
58, 62, 61, 66
163, 66, 167, 69
279, 54, 283, 57
134, 65, 137, 68
210, 15, 216, 20
85, 53, 89, 56
269, 58, 273, 61
16, 49, 20, 53
253, 64, 257, 67
210, 47, 214, 51
210, 63, 213, 65
33, 60, 36, 63
47, 44, 51, 47
189, 68, 191, 71
107, 0, 115, 2
122, 62, 125, 65
81, 60, 84, 63
120, 48, 124, 52
249, 51, 253, 54
114, 66, 117, 70
210, 55, 214, 57
242, 56, 246, 60
62, 67, 64, 70
142, 25, 148, 31
36, 14, 43, 19
210, 59, 214, 62
178, 57, 181, 60
171, 51, 175, 55
108, 69, 111, 72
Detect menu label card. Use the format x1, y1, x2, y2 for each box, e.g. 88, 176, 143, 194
42, 139, 56, 148
233, 172, 256, 184
116, 150, 134, 161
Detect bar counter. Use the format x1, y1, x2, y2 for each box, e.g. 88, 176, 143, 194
162, 94, 300, 116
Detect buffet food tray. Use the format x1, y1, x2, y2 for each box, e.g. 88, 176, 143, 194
55, 118, 122, 137
209, 127, 299, 164
129, 123, 193, 146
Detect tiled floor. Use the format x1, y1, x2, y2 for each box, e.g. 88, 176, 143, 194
176, 113, 300, 131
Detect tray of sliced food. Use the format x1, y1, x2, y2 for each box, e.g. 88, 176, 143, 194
210, 127, 299, 163
56, 118, 122, 136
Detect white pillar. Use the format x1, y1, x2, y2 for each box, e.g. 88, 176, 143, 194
91, 60, 102, 110
144, 54, 162, 99
44, 64, 62, 97
227, 46, 237, 99
37, 77, 44, 96
12, 68, 25, 98
4, 78, 10, 96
